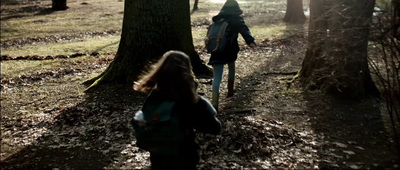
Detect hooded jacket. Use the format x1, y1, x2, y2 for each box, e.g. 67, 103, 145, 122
134, 91, 221, 169
208, 1, 256, 65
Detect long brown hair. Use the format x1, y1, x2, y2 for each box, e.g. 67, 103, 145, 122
134, 50, 199, 103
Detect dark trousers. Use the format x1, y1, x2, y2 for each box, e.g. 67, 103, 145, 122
149, 150, 199, 170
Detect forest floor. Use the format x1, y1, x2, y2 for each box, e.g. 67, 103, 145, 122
1, 0, 399, 169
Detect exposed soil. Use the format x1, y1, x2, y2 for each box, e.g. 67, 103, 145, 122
1, 0, 399, 169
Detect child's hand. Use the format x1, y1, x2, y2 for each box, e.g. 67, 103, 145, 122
134, 110, 147, 127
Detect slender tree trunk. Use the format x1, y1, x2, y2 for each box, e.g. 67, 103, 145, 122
84, 0, 211, 90
192, 0, 199, 12
393, 0, 400, 37
52, 0, 67, 10
283, 0, 307, 24
299, 0, 379, 99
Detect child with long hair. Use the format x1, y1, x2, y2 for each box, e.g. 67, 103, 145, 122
133, 50, 221, 170
209, 0, 256, 111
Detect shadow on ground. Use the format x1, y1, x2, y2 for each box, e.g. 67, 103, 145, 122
0, 85, 147, 169
303, 92, 400, 169
196, 34, 321, 168
1, 4, 56, 21
204, 31, 399, 168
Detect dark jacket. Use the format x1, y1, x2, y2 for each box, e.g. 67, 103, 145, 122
136, 91, 221, 170
208, 14, 255, 65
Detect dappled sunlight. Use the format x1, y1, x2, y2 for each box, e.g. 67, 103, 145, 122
208, 0, 226, 3
1, 0, 399, 169
209, 0, 264, 3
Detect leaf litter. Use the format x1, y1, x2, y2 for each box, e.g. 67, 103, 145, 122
1, 32, 399, 169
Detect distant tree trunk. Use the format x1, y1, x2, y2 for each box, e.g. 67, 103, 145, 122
52, 0, 67, 10
192, 0, 199, 12
299, 0, 378, 99
283, 0, 306, 24
394, 0, 400, 37
84, 0, 211, 90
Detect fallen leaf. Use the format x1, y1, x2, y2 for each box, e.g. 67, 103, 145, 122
333, 142, 348, 148
343, 150, 355, 155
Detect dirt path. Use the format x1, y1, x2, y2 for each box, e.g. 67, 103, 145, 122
1, 0, 399, 169
1, 34, 399, 169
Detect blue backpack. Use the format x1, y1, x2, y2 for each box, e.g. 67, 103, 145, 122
205, 20, 229, 53
133, 100, 185, 155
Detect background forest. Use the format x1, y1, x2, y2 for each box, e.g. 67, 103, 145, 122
1, 0, 399, 169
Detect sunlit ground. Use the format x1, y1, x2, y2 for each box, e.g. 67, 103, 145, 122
208, 0, 309, 16
209, 0, 264, 3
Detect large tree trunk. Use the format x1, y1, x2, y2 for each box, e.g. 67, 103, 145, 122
52, 0, 67, 10
299, 0, 379, 99
283, 0, 306, 24
85, 0, 211, 90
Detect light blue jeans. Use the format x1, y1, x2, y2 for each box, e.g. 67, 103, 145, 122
212, 62, 235, 93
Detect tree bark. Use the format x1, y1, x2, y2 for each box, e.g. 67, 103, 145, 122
393, 0, 400, 38
52, 0, 67, 10
85, 0, 211, 90
192, 0, 199, 12
283, 0, 306, 24
299, 0, 379, 99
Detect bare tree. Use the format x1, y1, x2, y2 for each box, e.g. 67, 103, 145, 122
52, 0, 67, 10
192, 0, 199, 12
369, 0, 400, 157
283, 0, 306, 24
299, 0, 378, 99
84, 0, 211, 90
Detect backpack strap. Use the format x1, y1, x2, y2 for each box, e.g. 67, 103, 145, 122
217, 21, 228, 38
